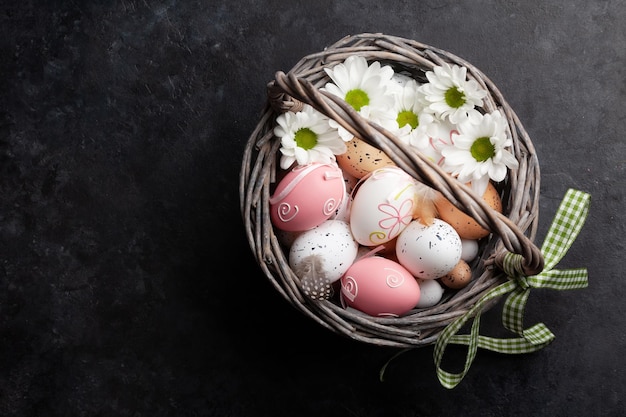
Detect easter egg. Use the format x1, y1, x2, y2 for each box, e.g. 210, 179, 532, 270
269, 162, 345, 232
340, 256, 421, 317
349, 166, 419, 246
440, 259, 473, 289
461, 238, 479, 261
395, 218, 462, 279
289, 220, 358, 284
336, 137, 395, 179
330, 191, 352, 223
415, 278, 445, 308
434, 181, 502, 239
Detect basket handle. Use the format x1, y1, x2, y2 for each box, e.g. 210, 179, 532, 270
268, 71, 545, 277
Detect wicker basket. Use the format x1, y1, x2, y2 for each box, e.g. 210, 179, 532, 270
239, 33, 544, 348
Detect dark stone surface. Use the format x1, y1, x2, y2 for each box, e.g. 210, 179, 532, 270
1, 1, 624, 416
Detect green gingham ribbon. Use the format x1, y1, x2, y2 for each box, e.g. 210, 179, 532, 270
433, 188, 591, 389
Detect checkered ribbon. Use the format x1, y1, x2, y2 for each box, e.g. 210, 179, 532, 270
433, 189, 591, 389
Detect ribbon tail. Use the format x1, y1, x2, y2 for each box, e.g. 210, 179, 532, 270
449, 322, 555, 353
500, 282, 561, 350
434, 281, 559, 388
434, 281, 516, 389
502, 287, 530, 335
435, 311, 482, 389
532, 268, 589, 290
541, 189, 591, 270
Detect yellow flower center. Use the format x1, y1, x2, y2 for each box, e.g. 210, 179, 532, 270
397, 110, 419, 129
445, 86, 466, 109
345, 89, 369, 111
294, 127, 318, 150
470, 137, 495, 162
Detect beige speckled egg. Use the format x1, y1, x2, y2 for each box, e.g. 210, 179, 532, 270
336, 137, 395, 179
434, 181, 502, 240
440, 259, 473, 289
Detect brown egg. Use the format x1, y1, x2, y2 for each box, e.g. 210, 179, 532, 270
440, 259, 472, 289
434, 181, 502, 240
336, 137, 395, 179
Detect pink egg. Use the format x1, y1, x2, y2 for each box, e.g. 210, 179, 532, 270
340, 256, 421, 317
269, 163, 346, 232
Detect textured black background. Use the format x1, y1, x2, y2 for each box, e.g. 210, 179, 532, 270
2, 1, 624, 416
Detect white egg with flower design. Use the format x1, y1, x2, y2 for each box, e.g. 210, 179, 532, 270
349, 166, 419, 246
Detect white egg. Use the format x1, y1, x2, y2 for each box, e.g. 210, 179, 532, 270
415, 278, 445, 308
289, 220, 359, 283
461, 238, 479, 261
395, 218, 462, 279
349, 166, 419, 246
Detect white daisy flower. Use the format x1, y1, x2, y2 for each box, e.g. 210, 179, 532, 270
420, 62, 488, 125
323, 55, 399, 140
274, 104, 346, 169
441, 110, 519, 196
385, 79, 437, 152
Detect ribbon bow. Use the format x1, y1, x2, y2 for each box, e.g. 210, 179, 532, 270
433, 188, 591, 389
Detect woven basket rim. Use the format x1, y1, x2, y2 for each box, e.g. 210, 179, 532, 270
240, 32, 543, 348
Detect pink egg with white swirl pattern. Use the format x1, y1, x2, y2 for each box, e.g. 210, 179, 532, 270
340, 255, 421, 317
269, 162, 346, 232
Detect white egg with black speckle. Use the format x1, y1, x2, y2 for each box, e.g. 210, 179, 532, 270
395, 218, 462, 279
289, 220, 359, 283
